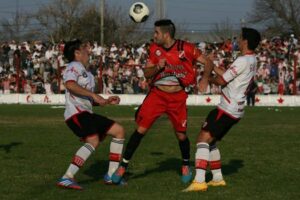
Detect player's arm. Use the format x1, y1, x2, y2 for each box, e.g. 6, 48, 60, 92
65, 81, 109, 106
209, 75, 227, 86
143, 59, 165, 79
211, 57, 245, 86
196, 54, 215, 78
196, 54, 215, 92
209, 66, 227, 86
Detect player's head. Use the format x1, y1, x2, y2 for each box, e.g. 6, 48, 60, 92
64, 39, 90, 65
240, 27, 261, 51
153, 19, 176, 45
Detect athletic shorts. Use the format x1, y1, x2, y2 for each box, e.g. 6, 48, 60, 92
66, 111, 115, 141
202, 107, 240, 141
135, 87, 188, 133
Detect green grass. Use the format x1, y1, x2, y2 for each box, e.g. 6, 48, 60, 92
0, 105, 299, 200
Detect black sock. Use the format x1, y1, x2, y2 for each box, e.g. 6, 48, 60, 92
121, 130, 144, 168
179, 137, 190, 166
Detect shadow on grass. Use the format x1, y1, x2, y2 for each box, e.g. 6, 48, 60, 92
222, 159, 244, 175
130, 157, 182, 180
206, 159, 244, 181
81, 156, 244, 183
0, 142, 23, 153
81, 160, 109, 183
130, 158, 244, 181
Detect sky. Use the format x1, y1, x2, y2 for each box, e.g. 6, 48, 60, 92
0, 0, 256, 32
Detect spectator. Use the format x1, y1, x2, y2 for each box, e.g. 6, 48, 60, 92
0, 35, 298, 95
247, 81, 258, 106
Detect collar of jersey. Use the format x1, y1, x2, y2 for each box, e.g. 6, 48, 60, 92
161, 39, 177, 52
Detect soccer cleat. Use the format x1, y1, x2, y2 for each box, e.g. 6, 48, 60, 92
111, 166, 126, 184
182, 180, 208, 192
103, 173, 127, 186
207, 179, 226, 187
56, 178, 83, 190
181, 165, 192, 183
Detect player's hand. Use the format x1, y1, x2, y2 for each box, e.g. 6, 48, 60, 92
108, 96, 120, 105
157, 58, 166, 70
198, 78, 209, 93
92, 94, 108, 106
207, 52, 215, 60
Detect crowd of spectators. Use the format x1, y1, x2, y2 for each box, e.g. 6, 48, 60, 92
0, 34, 299, 96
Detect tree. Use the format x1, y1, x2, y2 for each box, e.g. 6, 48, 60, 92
248, 0, 300, 36
210, 18, 239, 41
29, 0, 146, 44
0, 12, 32, 42
31, 0, 87, 43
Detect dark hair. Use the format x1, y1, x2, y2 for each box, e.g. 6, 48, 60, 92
242, 27, 261, 50
63, 39, 82, 62
154, 19, 176, 38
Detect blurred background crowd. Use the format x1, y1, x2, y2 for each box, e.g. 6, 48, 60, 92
0, 34, 299, 95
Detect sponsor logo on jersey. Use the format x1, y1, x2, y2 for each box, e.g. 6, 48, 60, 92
178, 51, 187, 61
155, 49, 162, 56
229, 66, 238, 75
82, 72, 88, 78
68, 67, 80, 75
179, 51, 185, 58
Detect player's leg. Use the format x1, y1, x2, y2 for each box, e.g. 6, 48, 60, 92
58, 112, 100, 190
184, 108, 239, 192
207, 142, 226, 187
182, 130, 212, 192
176, 131, 192, 183
111, 125, 147, 184
206, 114, 239, 187
86, 113, 126, 185
246, 94, 251, 106
119, 125, 148, 168
103, 122, 126, 184
167, 90, 192, 183
183, 109, 219, 192
112, 89, 166, 184
57, 135, 98, 190
252, 93, 255, 106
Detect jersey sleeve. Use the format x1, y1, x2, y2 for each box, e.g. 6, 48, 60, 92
184, 43, 202, 61
191, 44, 202, 60
63, 64, 81, 83
222, 57, 246, 83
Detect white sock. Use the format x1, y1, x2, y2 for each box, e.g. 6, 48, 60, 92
194, 142, 209, 183
63, 143, 95, 179
107, 138, 124, 177
209, 145, 223, 181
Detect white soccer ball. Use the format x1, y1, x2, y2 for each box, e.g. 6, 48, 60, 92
129, 2, 150, 23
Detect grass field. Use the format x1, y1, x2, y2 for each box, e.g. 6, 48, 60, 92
0, 105, 299, 200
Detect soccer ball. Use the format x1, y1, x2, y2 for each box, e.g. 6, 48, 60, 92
129, 2, 150, 23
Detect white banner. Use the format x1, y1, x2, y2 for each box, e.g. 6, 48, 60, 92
0, 94, 300, 106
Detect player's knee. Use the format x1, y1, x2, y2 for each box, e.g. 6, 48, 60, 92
85, 135, 100, 148
111, 123, 125, 139
117, 125, 125, 138
136, 126, 148, 135
176, 132, 187, 141
197, 130, 213, 143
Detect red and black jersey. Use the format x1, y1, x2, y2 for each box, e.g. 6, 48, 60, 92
147, 40, 201, 87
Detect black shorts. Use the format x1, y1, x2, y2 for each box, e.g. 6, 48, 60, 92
202, 108, 240, 141
66, 111, 115, 141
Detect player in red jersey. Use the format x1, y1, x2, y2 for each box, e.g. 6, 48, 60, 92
112, 19, 214, 184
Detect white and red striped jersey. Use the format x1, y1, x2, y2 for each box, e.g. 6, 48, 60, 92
218, 54, 257, 119
63, 61, 95, 120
